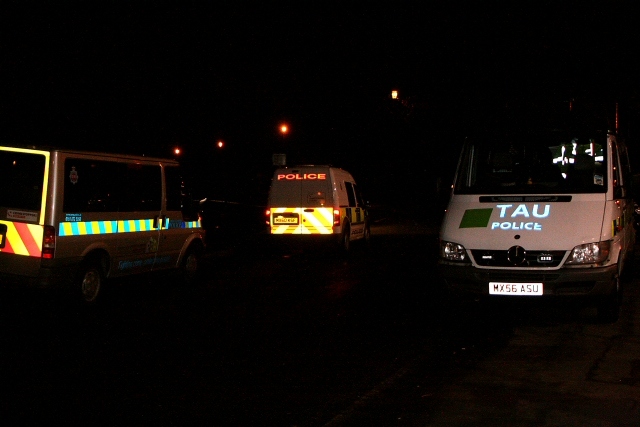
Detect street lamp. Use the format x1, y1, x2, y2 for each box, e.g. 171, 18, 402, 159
217, 140, 224, 149
274, 123, 289, 166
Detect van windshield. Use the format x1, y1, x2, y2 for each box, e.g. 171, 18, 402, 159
0, 149, 47, 211
454, 132, 607, 194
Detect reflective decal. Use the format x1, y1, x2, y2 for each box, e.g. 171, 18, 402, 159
460, 204, 551, 231
65, 213, 82, 222
58, 218, 201, 236
496, 204, 550, 218
277, 173, 327, 180
69, 166, 79, 184
0, 220, 43, 257
459, 208, 493, 228
270, 207, 333, 234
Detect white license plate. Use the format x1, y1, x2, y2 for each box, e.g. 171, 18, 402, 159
274, 217, 298, 224
489, 282, 543, 296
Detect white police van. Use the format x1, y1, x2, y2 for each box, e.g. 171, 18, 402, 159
439, 127, 635, 322
266, 165, 369, 250
0, 145, 205, 302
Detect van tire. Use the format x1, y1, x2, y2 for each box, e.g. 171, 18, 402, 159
341, 224, 351, 251
182, 245, 202, 284
363, 221, 371, 246
78, 260, 105, 304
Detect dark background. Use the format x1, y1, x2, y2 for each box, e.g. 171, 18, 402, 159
3, 2, 640, 206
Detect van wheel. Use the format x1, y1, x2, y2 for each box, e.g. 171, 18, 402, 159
79, 261, 104, 304
363, 221, 371, 245
341, 225, 351, 251
597, 273, 621, 323
182, 246, 201, 284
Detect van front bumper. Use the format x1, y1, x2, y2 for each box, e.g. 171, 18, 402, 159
438, 262, 618, 297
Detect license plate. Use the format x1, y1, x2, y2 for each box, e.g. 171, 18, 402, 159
489, 282, 543, 296
274, 216, 298, 224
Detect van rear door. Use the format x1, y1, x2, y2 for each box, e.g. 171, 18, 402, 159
269, 168, 334, 234
0, 147, 49, 277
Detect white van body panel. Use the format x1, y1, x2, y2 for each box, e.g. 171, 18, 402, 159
441, 194, 607, 253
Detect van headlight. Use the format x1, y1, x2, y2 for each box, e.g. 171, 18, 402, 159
440, 241, 468, 262
565, 241, 610, 265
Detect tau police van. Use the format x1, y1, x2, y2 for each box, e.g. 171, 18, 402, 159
439, 128, 635, 322
266, 165, 369, 250
0, 145, 205, 302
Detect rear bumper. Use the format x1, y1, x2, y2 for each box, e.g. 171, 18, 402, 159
0, 264, 78, 291
438, 262, 618, 297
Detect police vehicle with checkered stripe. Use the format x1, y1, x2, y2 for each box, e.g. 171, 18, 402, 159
266, 165, 370, 250
0, 145, 205, 302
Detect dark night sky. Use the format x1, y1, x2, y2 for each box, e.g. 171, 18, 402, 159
3, 2, 640, 203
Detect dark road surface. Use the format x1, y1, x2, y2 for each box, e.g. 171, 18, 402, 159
2, 219, 639, 425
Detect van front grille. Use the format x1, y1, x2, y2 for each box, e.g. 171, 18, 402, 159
471, 250, 566, 268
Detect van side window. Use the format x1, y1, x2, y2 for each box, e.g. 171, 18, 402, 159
617, 142, 632, 198
165, 165, 183, 211
612, 141, 631, 199
63, 159, 121, 212
63, 159, 161, 212
121, 163, 161, 212
345, 182, 357, 206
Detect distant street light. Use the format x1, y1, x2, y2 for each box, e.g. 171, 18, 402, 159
217, 140, 224, 149
391, 90, 399, 100
173, 147, 181, 156
274, 123, 289, 166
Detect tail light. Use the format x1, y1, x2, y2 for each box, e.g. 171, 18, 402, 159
42, 225, 56, 259
333, 209, 340, 226
265, 209, 271, 225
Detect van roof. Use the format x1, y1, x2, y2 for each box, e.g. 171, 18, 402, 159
1, 144, 179, 164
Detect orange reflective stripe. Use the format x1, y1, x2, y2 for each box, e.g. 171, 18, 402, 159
15, 223, 40, 256
0, 220, 43, 257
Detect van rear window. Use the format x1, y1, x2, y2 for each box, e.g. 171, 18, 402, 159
269, 176, 333, 207
0, 150, 46, 211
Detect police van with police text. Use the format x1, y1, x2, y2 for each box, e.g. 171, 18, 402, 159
439, 127, 635, 322
266, 165, 369, 250
0, 145, 205, 302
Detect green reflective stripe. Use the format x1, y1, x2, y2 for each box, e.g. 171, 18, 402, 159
59, 220, 119, 236
59, 218, 201, 236
459, 208, 493, 228
119, 219, 155, 232
184, 220, 201, 228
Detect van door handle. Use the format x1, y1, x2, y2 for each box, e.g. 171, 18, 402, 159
154, 215, 166, 229
304, 209, 314, 212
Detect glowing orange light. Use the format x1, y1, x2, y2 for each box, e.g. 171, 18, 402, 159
217, 141, 224, 148
391, 90, 398, 99
280, 124, 288, 134
174, 147, 181, 155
